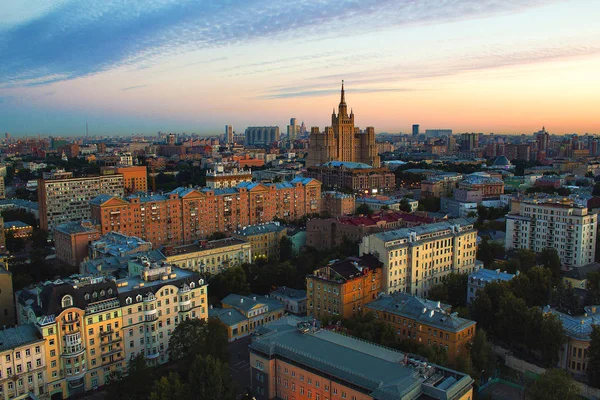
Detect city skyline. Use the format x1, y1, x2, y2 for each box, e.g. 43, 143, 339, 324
1, 0, 600, 136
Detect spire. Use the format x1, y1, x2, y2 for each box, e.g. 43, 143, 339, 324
340, 80, 346, 106
338, 80, 348, 118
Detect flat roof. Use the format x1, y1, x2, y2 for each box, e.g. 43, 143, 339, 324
0, 324, 43, 352
163, 237, 248, 256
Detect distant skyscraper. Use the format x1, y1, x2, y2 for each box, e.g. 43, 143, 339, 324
245, 126, 280, 145
225, 125, 234, 144
412, 125, 419, 137
286, 118, 300, 148
426, 129, 452, 137
306, 81, 379, 167
536, 126, 549, 154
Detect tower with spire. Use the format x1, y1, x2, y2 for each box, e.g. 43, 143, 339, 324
306, 81, 379, 167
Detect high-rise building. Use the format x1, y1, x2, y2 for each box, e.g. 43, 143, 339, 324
0, 268, 15, 326
412, 124, 419, 137
460, 133, 478, 151
225, 125, 234, 144
505, 198, 597, 268
0, 176, 5, 200
360, 219, 479, 297
286, 118, 299, 146
38, 170, 125, 232
306, 82, 380, 167
536, 126, 550, 154
245, 126, 280, 145
425, 129, 452, 137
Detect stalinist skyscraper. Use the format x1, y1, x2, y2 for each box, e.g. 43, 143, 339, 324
306, 81, 380, 167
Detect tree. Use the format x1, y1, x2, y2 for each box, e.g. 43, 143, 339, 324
355, 203, 372, 215
168, 318, 229, 364
187, 354, 236, 400
106, 353, 156, 400
417, 196, 440, 212
207, 231, 227, 241
31, 229, 49, 248
279, 236, 293, 262
477, 237, 505, 268
150, 372, 190, 400
399, 198, 412, 212
525, 368, 579, 400
537, 313, 566, 367
588, 325, 600, 388
538, 248, 562, 284
427, 273, 468, 308
207, 266, 251, 301
469, 330, 496, 380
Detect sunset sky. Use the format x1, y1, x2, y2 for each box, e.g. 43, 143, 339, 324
1, 0, 599, 136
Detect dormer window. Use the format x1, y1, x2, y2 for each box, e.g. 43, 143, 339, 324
108, 289, 113, 295
136, 295, 142, 302
61, 295, 73, 308
93, 292, 98, 298
190, 282, 195, 289
100, 290, 105, 296
84, 293, 90, 301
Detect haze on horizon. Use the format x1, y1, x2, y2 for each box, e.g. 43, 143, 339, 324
1, 0, 600, 137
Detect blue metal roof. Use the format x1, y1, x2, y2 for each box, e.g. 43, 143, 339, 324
322, 161, 373, 169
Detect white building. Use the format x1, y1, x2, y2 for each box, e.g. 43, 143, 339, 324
505, 198, 597, 268
359, 218, 479, 298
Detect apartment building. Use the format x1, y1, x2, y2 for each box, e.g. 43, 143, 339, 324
88, 232, 152, 260
359, 219, 478, 297
249, 317, 474, 400
307, 211, 435, 250
232, 223, 287, 260
0, 268, 16, 327
365, 293, 476, 364
457, 173, 504, 199
54, 221, 101, 267
90, 177, 321, 248
101, 166, 148, 194
16, 264, 207, 398
38, 169, 125, 232
306, 255, 383, 320
467, 268, 515, 304
505, 198, 597, 267
420, 173, 463, 198
270, 287, 307, 315
0, 324, 47, 399
321, 191, 355, 217
305, 161, 395, 192
161, 237, 251, 274
206, 167, 252, 189
209, 294, 284, 341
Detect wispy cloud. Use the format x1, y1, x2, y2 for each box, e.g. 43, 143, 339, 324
0, 0, 563, 87
261, 87, 417, 99
121, 84, 147, 91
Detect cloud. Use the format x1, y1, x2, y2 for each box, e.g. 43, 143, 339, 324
0, 0, 562, 87
261, 87, 417, 99
121, 85, 147, 91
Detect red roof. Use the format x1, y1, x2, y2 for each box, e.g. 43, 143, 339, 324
338, 211, 434, 226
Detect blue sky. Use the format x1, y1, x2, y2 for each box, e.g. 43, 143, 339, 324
1, 0, 600, 136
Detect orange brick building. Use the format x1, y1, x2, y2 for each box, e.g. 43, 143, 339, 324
90, 178, 321, 248
101, 165, 148, 194
54, 220, 101, 266
306, 255, 382, 320
365, 293, 476, 364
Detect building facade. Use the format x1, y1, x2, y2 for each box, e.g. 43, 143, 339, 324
360, 219, 479, 297
270, 287, 307, 315
321, 191, 355, 217
305, 161, 394, 192
232, 223, 287, 260
306, 82, 380, 168
38, 171, 125, 232
366, 293, 476, 364
306, 211, 435, 250
209, 294, 284, 341
206, 167, 252, 189
90, 178, 321, 248
505, 198, 597, 267
54, 221, 101, 267
0, 268, 15, 327
306, 256, 382, 320
245, 127, 280, 146
161, 237, 251, 274
16, 265, 207, 398
249, 317, 474, 400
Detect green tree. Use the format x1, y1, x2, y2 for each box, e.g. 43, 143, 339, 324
106, 353, 155, 400
399, 198, 412, 212
469, 330, 496, 380
588, 325, 600, 388
150, 372, 190, 400
537, 248, 562, 284
355, 203, 372, 215
279, 236, 293, 262
207, 266, 251, 301
427, 273, 468, 308
525, 368, 579, 400
168, 318, 229, 364
188, 354, 236, 400
537, 313, 566, 367
417, 196, 441, 212
477, 237, 505, 268
207, 231, 228, 240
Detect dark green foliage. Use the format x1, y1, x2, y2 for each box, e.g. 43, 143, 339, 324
399, 198, 412, 212
468, 330, 496, 380
589, 325, 600, 388
525, 369, 579, 400
106, 353, 157, 400
187, 354, 236, 400
526, 186, 571, 196
355, 203, 372, 215
206, 231, 228, 240
168, 318, 229, 364
150, 372, 190, 400
279, 236, 293, 262
477, 237, 505, 268
207, 266, 252, 302
417, 196, 440, 212
427, 273, 468, 308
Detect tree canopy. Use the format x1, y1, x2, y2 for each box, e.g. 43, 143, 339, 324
525, 369, 579, 400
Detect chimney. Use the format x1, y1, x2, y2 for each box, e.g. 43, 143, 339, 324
240, 298, 244, 303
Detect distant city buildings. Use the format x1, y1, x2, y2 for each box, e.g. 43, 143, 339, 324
305, 160, 394, 193
245, 126, 280, 146
306, 82, 380, 167
205, 165, 252, 189
232, 222, 287, 260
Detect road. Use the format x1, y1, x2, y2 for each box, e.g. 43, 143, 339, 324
228, 337, 252, 396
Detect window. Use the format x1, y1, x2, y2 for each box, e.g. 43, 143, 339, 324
61, 295, 73, 308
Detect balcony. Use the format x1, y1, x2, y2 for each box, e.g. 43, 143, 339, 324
62, 344, 86, 357
145, 314, 158, 322
65, 367, 86, 381
144, 308, 157, 317
146, 350, 160, 360
179, 298, 191, 307
100, 329, 116, 337
101, 346, 123, 357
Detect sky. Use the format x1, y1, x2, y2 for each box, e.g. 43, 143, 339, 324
1, 0, 600, 136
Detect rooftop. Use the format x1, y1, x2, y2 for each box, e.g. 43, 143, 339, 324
321, 160, 374, 169
563, 262, 600, 280
162, 237, 248, 256
366, 293, 475, 333
469, 268, 515, 284
312, 255, 382, 282
250, 317, 474, 399
234, 222, 286, 236
0, 324, 43, 352
221, 293, 285, 314
337, 211, 434, 227
3, 220, 32, 229
271, 287, 307, 301
372, 218, 474, 243
54, 220, 98, 235
544, 305, 600, 341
